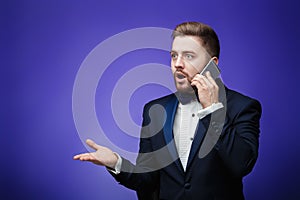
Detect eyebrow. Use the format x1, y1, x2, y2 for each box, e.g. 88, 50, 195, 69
170, 50, 197, 54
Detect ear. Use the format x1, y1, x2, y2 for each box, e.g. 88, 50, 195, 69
212, 57, 219, 65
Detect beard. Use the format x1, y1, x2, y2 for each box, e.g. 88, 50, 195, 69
175, 81, 194, 94
173, 70, 194, 94
173, 69, 199, 103
175, 82, 198, 104
173, 75, 198, 103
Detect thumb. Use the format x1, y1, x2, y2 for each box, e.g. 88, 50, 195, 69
86, 139, 100, 151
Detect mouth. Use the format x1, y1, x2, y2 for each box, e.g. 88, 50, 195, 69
176, 72, 186, 79
175, 71, 192, 82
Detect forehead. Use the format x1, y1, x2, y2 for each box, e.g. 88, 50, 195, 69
171, 36, 205, 53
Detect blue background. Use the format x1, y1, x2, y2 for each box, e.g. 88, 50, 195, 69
1, 0, 300, 199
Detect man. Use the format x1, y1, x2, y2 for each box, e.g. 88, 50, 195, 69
74, 22, 262, 200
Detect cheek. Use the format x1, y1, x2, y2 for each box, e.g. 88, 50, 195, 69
187, 59, 207, 74
170, 62, 176, 73
185, 63, 201, 75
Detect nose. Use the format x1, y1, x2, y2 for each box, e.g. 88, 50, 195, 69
175, 55, 184, 69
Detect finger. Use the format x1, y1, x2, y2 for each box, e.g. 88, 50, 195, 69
191, 74, 205, 86
193, 80, 210, 96
206, 73, 219, 90
79, 153, 96, 161
196, 75, 214, 99
205, 71, 213, 83
206, 71, 221, 103
81, 153, 105, 165
191, 73, 204, 82
200, 72, 212, 88
73, 153, 91, 160
192, 74, 206, 85
73, 154, 81, 160
86, 139, 100, 151
205, 71, 219, 89
205, 71, 216, 86
198, 77, 208, 89
191, 80, 202, 89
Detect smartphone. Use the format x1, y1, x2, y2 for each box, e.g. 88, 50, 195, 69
200, 59, 221, 80
192, 59, 221, 97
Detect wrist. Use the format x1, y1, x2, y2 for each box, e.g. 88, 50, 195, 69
108, 153, 118, 168
197, 102, 224, 119
107, 153, 122, 174
202, 101, 218, 109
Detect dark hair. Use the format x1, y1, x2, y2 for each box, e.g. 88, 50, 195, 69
172, 22, 220, 58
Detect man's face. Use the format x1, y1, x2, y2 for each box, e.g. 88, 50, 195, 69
171, 36, 210, 94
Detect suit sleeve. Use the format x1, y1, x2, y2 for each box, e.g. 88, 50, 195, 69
212, 98, 262, 177
218, 99, 262, 177
109, 103, 160, 197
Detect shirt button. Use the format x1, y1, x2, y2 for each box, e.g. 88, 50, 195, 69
184, 183, 191, 189
192, 113, 195, 117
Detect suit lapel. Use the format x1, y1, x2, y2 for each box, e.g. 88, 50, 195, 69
162, 95, 184, 173
186, 119, 207, 170
161, 82, 228, 173
186, 80, 228, 170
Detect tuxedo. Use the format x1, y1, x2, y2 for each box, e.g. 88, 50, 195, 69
111, 84, 262, 200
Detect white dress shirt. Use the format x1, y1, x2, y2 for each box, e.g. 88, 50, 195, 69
173, 100, 200, 170
110, 100, 223, 174
173, 100, 224, 170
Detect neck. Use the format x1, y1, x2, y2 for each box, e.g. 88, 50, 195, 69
176, 91, 198, 104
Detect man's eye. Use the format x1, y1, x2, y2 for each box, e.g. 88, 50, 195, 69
185, 54, 193, 59
171, 53, 178, 59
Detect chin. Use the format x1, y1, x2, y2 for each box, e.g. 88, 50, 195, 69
176, 84, 194, 94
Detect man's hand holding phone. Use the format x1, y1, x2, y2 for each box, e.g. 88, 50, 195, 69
191, 59, 220, 108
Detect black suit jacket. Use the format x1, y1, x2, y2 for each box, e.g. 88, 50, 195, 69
111, 85, 262, 200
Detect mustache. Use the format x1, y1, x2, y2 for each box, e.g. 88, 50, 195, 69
175, 69, 193, 82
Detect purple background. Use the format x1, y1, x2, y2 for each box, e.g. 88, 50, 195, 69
2, 0, 300, 199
